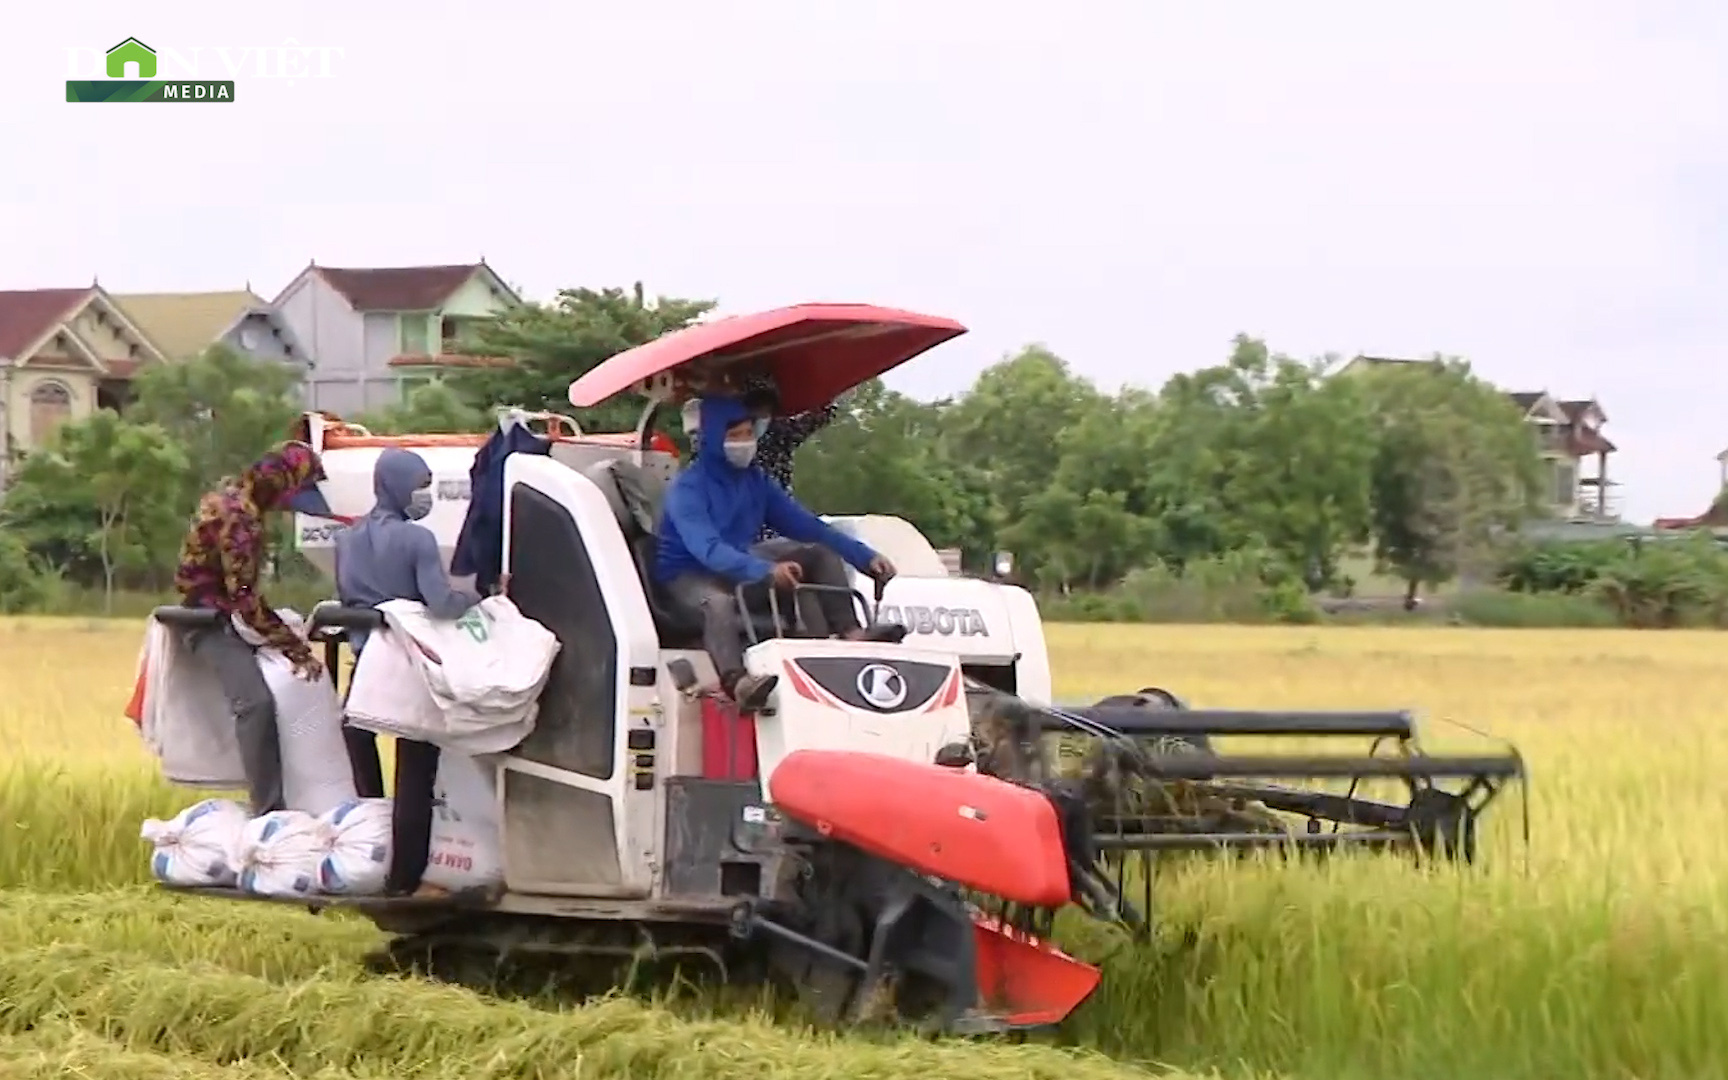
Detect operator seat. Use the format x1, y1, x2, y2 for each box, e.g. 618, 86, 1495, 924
582, 458, 701, 646
581, 458, 788, 649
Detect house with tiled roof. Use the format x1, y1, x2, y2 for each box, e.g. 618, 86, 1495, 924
0, 285, 169, 482
270, 261, 520, 414
112, 289, 310, 369
1337, 356, 1620, 523
1503, 391, 1618, 522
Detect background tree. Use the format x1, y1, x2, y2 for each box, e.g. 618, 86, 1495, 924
4, 348, 300, 591
939, 346, 1105, 522
1355, 358, 1544, 604
444, 284, 714, 433
1121, 337, 1376, 590
126, 345, 302, 503
32, 412, 186, 610
0, 276, 1578, 621
796, 380, 1001, 561
354, 380, 488, 435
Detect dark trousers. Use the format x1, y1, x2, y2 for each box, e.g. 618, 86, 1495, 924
183, 623, 284, 816
663, 539, 862, 682
385, 739, 441, 894
342, 728, 441, 894
341, 646, 442, 895
346, 725, 386, 797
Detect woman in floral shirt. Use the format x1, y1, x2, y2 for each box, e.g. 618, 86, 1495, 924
172, 441, 326, 814
737, 372, 839, 543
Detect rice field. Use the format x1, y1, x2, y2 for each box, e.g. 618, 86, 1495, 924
2, 615, 1724, 1080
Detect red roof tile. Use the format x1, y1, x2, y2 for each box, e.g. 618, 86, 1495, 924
1559, 398, 1608, 425
317, 265, 485, 311
0, 288, 93, 359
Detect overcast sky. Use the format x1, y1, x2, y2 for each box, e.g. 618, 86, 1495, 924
4, 1, 1723, 522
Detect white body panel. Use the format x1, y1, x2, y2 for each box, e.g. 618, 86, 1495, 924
824, 515, 950, 578
744, 637, 973, 797
495, 455, 662, 896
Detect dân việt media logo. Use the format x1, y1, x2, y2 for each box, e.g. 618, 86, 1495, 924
67, 37, 346, 102
67, 37, 234, 102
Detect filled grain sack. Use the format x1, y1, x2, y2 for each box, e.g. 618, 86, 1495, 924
133, 607, 357, 814
133, 618, 246, 789
234, 810, 327, 898
140, 798, 249, 887
315, 797, 393, 895
421, 751, 503, 893
255, 650, 356, 816
348, 596, 556, 755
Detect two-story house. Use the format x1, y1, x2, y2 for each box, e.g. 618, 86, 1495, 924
0, 285, 169, 485
113, 290, 312, 372
1504, 391, 1618, 522
1335, 356, 1620, 522
270, 262, 521, 414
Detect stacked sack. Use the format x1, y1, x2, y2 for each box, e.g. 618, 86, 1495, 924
130, 607, 357, 815
135, 600, 533, 899
140, 798, 251, 887
142, 751, 505, 898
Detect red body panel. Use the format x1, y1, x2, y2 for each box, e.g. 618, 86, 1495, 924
566, 304, 967, 413
768, 750, 1072, 909
700, 698, 758, 781
971, 915, 1102, 1027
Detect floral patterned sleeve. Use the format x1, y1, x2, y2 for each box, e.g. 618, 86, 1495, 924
775, 403, 840, 447
215, 513, 309, 662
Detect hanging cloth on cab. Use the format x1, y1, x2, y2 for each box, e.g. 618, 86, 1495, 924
450, 422, 551, 595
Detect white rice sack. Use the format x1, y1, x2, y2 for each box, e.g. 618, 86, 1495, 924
257, 651, 357, 816
316, 798, 393, 895
140, 798, 249, 887
234, 810, 328, 898
422, 752, 503, 893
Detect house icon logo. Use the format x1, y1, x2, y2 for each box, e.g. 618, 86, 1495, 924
105, 37, 155, 79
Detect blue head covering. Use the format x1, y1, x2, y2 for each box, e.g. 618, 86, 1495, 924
696, 395, 756, 472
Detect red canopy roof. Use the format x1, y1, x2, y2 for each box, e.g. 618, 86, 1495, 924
566, 303, 967, 414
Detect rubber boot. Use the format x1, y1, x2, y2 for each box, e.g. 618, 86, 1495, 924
728, 671, 779, 712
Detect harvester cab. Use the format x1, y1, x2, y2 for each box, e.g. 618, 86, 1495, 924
155, 303, 1526, 1037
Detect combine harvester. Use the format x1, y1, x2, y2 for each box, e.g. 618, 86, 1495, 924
155, 303, 1526, 1033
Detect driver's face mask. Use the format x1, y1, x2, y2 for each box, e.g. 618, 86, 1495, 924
723, 438, 758, 469
405, 487, 434, 520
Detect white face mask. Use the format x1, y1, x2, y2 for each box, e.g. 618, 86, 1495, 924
405, 488, 434, 520
723, 438, 758, 468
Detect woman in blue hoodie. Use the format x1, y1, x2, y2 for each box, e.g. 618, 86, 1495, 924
335, 448, 483, 897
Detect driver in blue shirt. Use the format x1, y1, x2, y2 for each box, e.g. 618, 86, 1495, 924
653, 395, 903, 709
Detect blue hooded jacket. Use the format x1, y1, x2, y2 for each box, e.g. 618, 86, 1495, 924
653, 395, 878, 585
336, 448, 482, 654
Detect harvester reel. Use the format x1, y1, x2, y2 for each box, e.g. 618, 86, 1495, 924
966, 683, 1057, 784
960, 674, 1524, 956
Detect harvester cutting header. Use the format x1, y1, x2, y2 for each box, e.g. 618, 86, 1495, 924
137, 302, 1526, 1034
